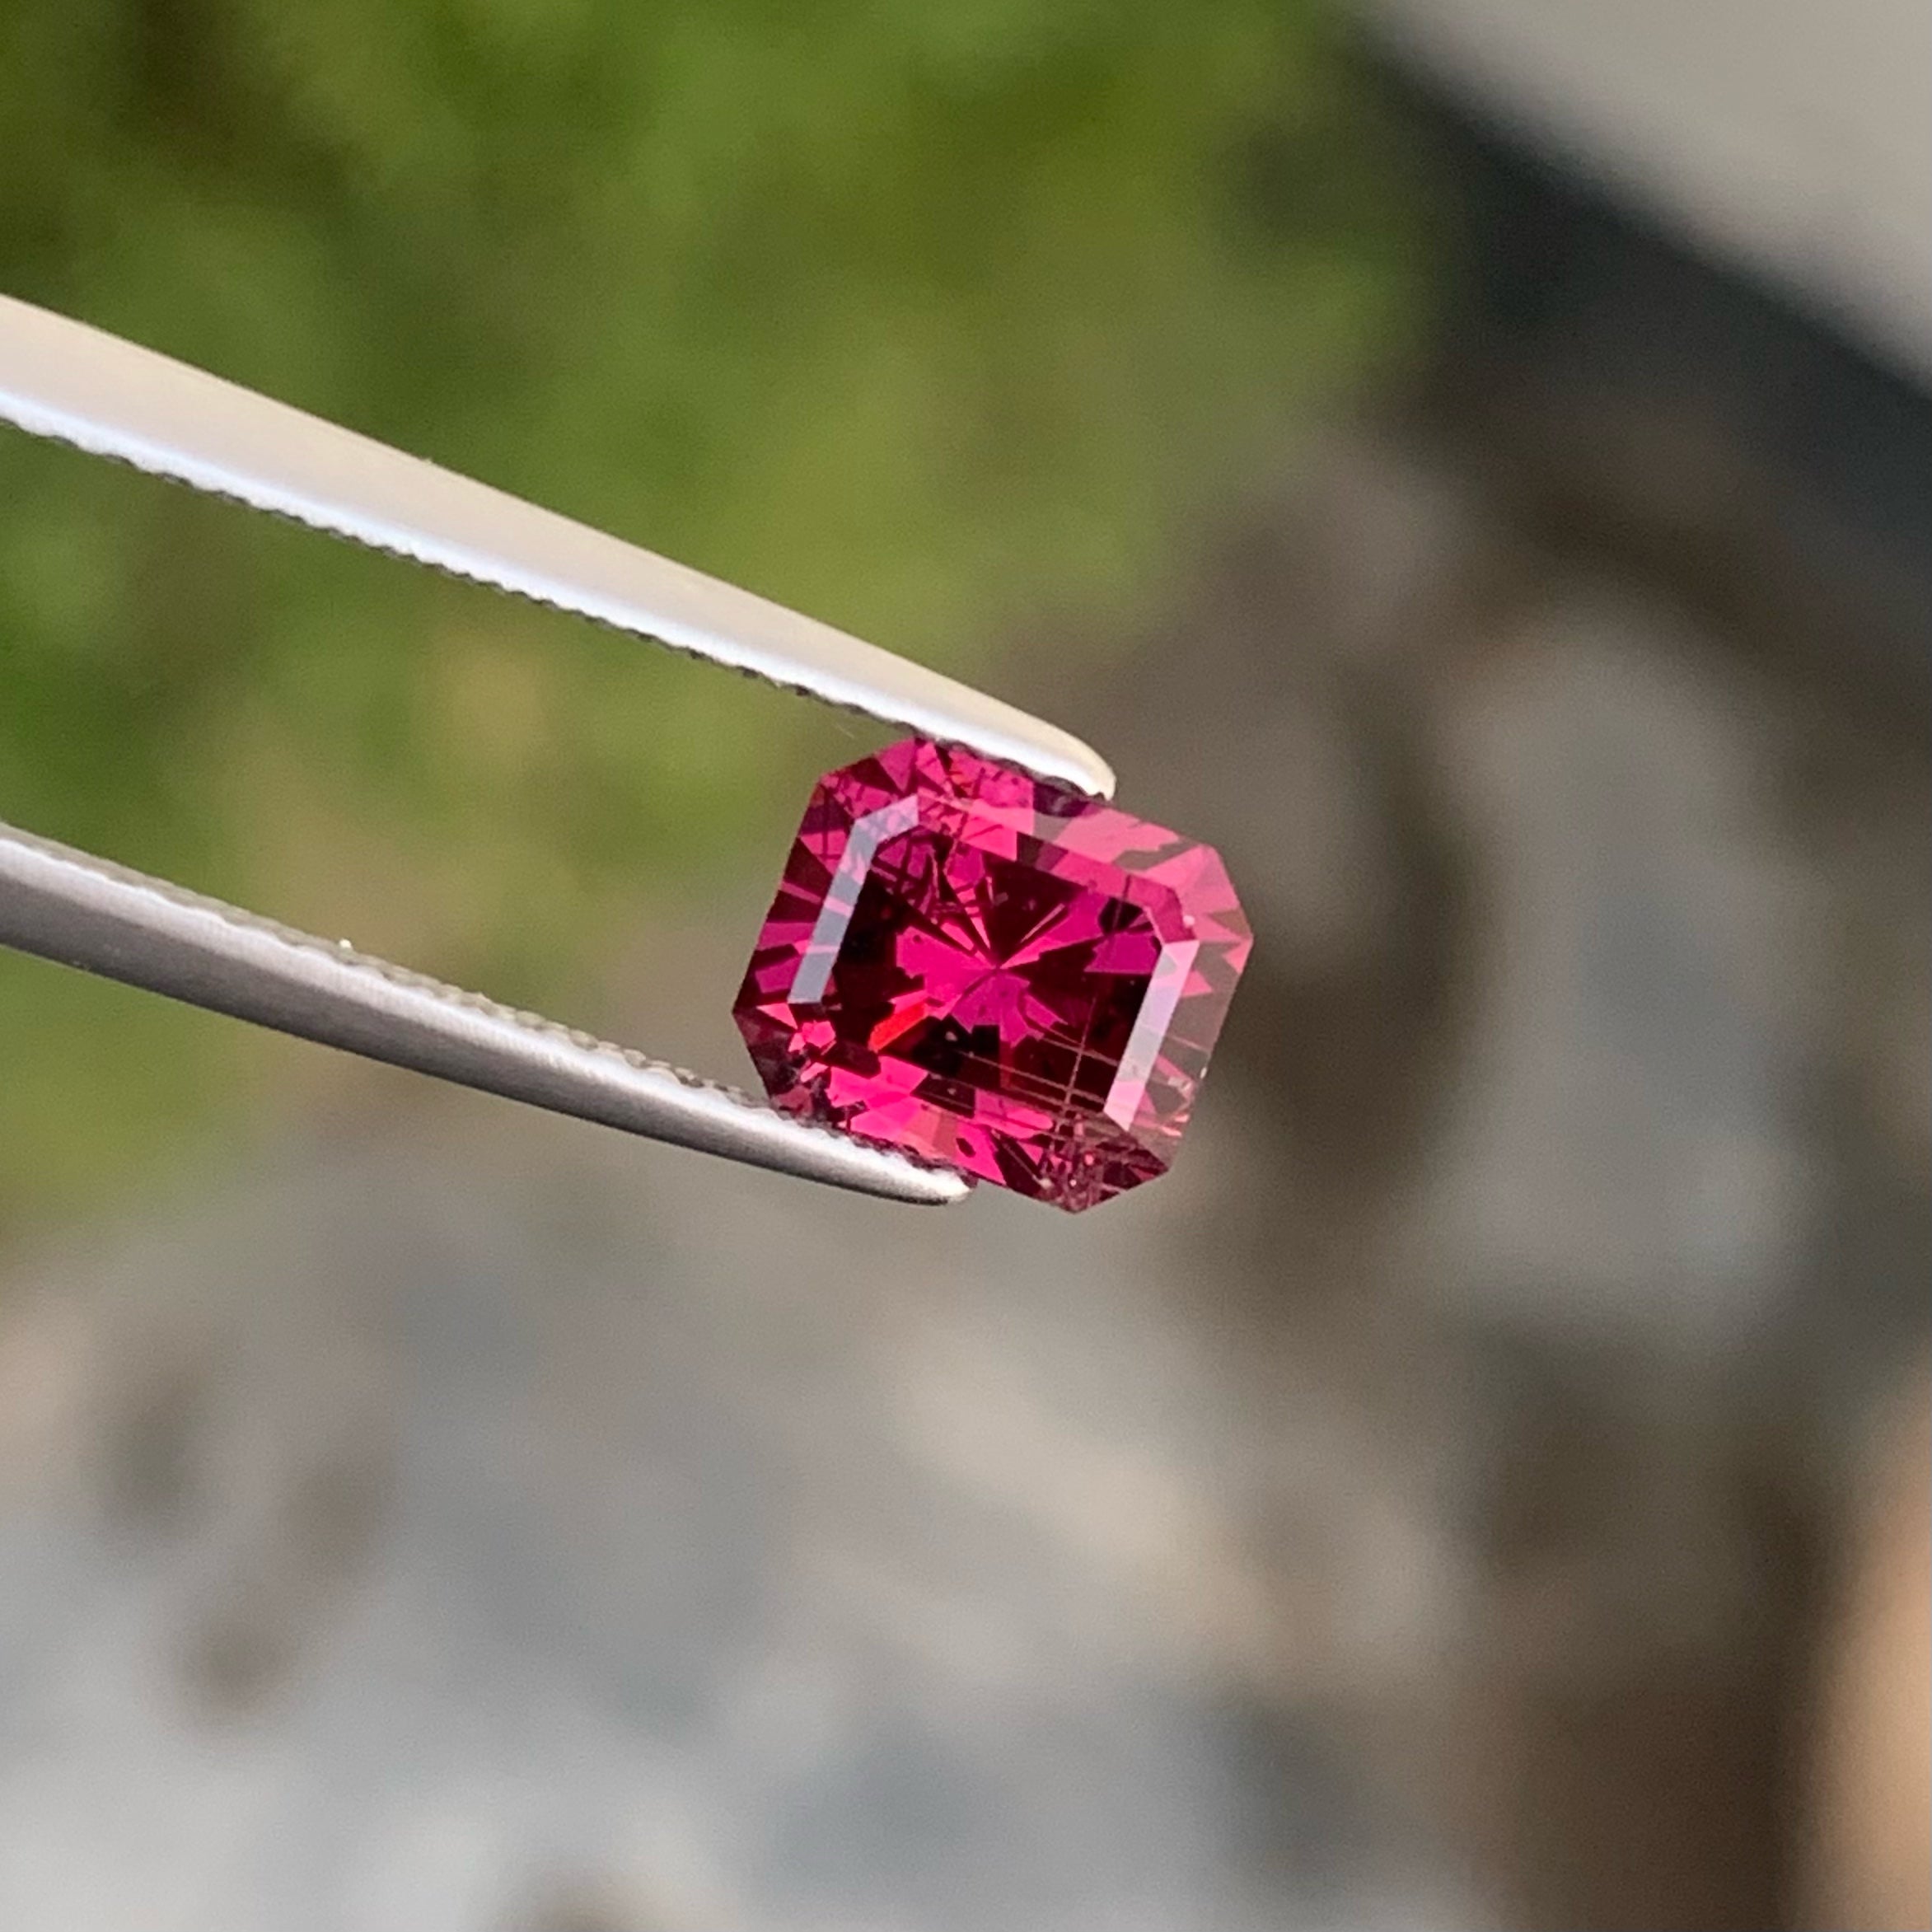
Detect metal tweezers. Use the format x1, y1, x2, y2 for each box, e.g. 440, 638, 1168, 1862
0, 294, 1114, 1207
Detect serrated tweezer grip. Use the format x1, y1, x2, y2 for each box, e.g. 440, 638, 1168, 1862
0, 821, 968, 1205
0, 292, 1114, 1202
0, 296, 1111, 795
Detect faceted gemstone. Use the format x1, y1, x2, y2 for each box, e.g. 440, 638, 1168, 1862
733, 737, 1251, 1211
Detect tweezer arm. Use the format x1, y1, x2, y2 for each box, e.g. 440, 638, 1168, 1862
0, 823, 967, 1206
0, 294, 1111, 798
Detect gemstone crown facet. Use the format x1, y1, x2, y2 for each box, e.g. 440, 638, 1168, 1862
732, 737, 1250, 1210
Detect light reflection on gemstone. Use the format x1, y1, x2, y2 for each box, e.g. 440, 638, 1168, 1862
789, 796, 920, 1004
1103, 936, 1198, 1130
733, 737, 1251, 1210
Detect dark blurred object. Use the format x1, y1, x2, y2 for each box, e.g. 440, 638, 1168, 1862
1391, 61, 1932, 693
1361, 0, 1932, 381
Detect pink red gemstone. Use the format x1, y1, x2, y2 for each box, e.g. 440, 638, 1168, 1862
732, 737, 1250, 1210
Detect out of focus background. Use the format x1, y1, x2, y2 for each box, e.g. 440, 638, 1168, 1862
0, 2, 1925, 1926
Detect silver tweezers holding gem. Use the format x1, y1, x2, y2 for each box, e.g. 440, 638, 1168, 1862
0, 293, 1115, 1207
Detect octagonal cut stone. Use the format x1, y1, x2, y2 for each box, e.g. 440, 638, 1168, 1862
733, 737, 1250, 1210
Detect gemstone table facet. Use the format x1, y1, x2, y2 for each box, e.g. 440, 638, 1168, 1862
733, 738, 1250, 1210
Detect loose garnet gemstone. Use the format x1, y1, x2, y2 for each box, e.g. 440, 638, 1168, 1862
733, 737, 1250, 1210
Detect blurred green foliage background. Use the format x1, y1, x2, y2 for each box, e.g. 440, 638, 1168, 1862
0, 0, 1411, 1220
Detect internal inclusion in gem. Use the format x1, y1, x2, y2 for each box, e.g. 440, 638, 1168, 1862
733, 737, 1251, 1211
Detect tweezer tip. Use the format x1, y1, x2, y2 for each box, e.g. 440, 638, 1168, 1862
1065, 745, 1117, 802
905, 1165, 975, 1205
1022, 728, 1116, 801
